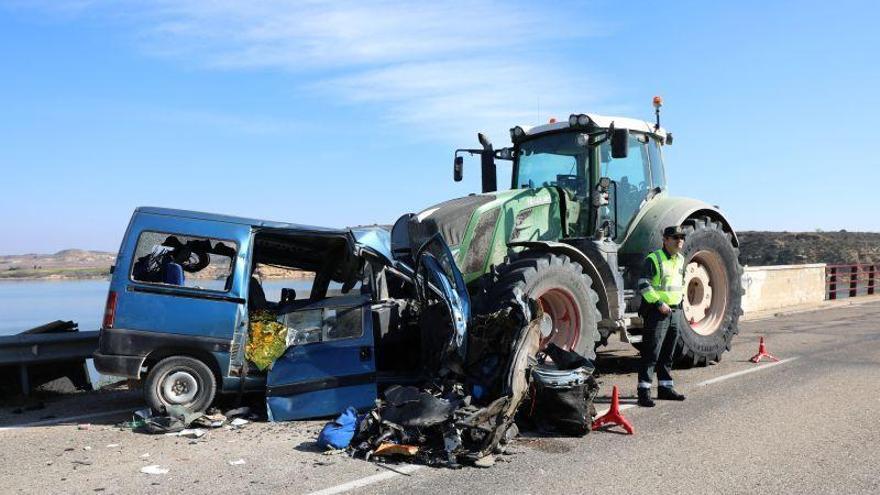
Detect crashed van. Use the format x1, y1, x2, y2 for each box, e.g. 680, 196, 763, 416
94, 207, 479, 420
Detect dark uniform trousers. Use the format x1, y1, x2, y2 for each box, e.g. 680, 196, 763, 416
638, 305, 680, 386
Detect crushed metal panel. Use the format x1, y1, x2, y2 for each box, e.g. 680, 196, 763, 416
264, 302, 377, 421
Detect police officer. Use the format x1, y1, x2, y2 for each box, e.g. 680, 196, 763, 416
636, 226, 688, 407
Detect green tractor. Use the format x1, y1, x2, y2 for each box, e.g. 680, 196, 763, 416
390, 101, 743, 365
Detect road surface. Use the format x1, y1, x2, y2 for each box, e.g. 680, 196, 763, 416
1, 298, 878, 494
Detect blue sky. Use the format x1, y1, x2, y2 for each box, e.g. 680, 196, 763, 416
0, 0, 877, 254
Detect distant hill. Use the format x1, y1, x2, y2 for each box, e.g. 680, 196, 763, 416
1, 231, 877, 280
738, 231, 880, 266
0, 250, 114, 280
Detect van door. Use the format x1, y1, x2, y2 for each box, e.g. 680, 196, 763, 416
415, 233, 472, 362
265, 294, 377, 421
110, 215, 249, 378
265, 231, 471, 421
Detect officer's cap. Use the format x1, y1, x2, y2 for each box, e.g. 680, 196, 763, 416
662, 226, 686, 239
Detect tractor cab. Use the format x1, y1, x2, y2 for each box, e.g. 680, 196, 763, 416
456, 113, 672, 246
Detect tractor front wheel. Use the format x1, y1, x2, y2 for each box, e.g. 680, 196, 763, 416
489, 252, 602, 361
675, 217, 744, 366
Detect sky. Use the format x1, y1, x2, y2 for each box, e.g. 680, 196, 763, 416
0, 0, 877, 254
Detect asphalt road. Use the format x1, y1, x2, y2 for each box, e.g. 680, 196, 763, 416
2, 298, 879, 495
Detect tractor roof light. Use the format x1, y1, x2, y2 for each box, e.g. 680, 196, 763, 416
653, 95, 664, 130
568, 113, 590, 127
510, 126, 525, 140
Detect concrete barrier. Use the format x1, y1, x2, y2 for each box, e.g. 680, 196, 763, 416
741, 264, 826, 315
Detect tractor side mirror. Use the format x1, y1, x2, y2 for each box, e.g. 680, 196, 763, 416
453, 156, 464, 182
611, 128, 629, 159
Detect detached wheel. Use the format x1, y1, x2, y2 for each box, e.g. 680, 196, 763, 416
144, 356, 217, 414
675, 217, 743, 366
490, 252, 601, 361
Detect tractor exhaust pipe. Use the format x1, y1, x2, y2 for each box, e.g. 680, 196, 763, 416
478, 133, 497, 193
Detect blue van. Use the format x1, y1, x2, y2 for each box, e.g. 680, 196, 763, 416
94, 207, 470, 420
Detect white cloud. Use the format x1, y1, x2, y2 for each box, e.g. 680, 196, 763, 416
12, 0, 609, 140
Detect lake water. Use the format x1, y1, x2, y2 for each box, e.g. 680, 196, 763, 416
0, 278, 313, 336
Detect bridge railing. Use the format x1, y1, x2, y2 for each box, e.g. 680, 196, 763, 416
826, 264, 877, 300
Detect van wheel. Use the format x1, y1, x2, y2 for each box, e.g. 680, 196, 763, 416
144, 356, 216, 414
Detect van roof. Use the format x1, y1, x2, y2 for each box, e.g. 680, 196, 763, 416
135, 207, 347, 234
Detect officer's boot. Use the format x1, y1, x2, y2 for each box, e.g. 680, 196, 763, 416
637, 387, 655, 407
658, 386, 686, 401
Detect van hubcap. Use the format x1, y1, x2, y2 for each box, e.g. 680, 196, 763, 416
161, 371, 199, 405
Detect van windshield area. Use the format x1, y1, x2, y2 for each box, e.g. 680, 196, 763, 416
131, 232, 236, 291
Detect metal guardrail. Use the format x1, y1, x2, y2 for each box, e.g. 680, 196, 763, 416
0, 323, 99, 396
0, 330, 99, 366
826, 264, 877, 300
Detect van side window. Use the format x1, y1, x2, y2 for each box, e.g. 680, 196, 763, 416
131, 231, 237, 291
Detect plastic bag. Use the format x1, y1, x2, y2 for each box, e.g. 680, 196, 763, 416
317, 407, 361, 450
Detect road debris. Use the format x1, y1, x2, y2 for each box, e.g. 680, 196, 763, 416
373, 443, 419, 457
228, 459, 246, 466
317, 407, 359, 450
177, 428, 206, 439
527, 344, 598, 436
224, 407, 250, 418
348, 304, 543, 468
140, 465, 169, 475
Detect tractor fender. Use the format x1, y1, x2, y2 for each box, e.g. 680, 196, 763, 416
620, 195, 738, 262
507, 240, 613, 323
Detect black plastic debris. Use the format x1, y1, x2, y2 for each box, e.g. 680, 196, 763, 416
350, 304, 542, 468
525, 344, 599, 436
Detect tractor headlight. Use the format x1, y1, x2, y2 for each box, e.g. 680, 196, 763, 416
568, 114, 590, 127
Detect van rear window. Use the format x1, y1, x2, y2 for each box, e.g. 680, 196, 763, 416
130, 231, 237, 291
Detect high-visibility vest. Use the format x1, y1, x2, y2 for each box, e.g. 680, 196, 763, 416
640, 249, 685, 306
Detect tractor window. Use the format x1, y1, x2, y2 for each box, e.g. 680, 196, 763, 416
516, 132, 589, 198
599, 133, 651, 238
648, 137, 666, 189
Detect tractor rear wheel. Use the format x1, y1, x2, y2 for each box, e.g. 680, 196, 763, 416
675, 217, 744, 366
489, 252, 602, 361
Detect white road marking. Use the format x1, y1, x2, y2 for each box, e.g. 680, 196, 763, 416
304, 464, 423, 495
0, 407, 135, 432
697, 357, 799, 387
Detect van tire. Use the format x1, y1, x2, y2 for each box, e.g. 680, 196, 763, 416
144, 356, 217, 414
